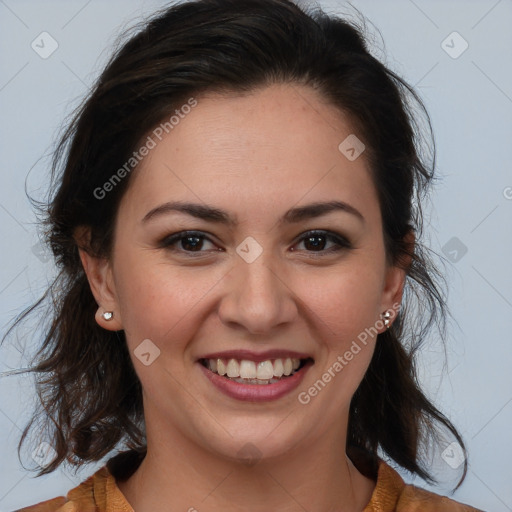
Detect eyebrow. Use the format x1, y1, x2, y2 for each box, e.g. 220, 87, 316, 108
142, 200, 365, 226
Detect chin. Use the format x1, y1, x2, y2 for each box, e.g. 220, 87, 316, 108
197, 416, 309, 466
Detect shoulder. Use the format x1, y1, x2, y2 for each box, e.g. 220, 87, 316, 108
397, 484, 483, 511
13, 497, 68, 512
13, 450, 143, 512
370, 460, 483, 512
13, 467, 108, 512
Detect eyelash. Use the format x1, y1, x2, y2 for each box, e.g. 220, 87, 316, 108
159, 230, 352, 257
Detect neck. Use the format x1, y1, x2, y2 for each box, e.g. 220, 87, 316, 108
117, 416, 376, 512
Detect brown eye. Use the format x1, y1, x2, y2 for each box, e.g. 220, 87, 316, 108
303, 234, 328, 251
293, 230, 352, 254
160, 231, 219, 254
179, 235, 204, 251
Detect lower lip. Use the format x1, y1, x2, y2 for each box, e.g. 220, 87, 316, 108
198, 361, 313, 402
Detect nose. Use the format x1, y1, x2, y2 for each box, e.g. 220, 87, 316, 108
218, 253, 298, 335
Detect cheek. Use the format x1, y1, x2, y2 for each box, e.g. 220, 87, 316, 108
303, 264, 385, 341
295, 261, 384, 398
112, 252, 222, 351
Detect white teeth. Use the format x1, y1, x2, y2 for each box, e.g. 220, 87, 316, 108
240, 360, 257, 379
206, 356, 304, 382
230, 377, 282, 385
256, 361, 274, 380
283, 358, 293, 376
226, 359, 240, 378
217, 359, 227, 376
273, 359, 284, 377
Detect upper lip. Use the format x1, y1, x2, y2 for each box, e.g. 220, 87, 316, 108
198, 349, 313, 363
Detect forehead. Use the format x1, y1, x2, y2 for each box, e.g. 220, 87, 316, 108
120, 84, 380, 223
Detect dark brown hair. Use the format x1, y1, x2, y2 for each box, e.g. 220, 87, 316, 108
5, 0, 467, 488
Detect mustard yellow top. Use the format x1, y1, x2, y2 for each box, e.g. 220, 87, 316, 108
15, 459, 481, 512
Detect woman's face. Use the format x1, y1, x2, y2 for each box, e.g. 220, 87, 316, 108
87, 84, 405, 462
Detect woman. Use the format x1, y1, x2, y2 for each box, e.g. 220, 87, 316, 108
10, 0, 482, 510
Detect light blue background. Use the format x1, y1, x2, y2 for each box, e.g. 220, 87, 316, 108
1, 1, 511, 510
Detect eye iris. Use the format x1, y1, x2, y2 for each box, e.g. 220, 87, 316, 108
182, 236, 203, 251
305, 235, 326, 251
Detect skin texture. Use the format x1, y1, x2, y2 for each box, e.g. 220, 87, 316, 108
80, 84, 407, 511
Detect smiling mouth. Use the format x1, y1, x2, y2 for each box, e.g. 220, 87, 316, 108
199, 357, 314, 385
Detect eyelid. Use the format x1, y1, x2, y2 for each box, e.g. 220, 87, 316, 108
158, 230, 220, 250
159, 229, 352, 256
293, 230, 352, 252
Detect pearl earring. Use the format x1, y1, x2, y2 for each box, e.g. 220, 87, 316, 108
102, 311, 114, 321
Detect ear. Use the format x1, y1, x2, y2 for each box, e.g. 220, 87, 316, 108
379, 230, 415, 329
75, 226, 123, 331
